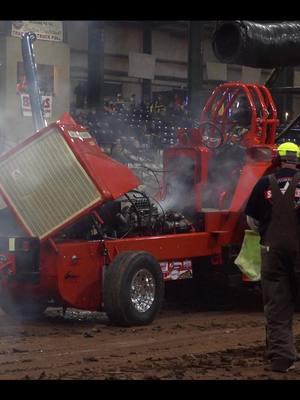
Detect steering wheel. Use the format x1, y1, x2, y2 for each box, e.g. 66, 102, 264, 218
198, 121, 224, 149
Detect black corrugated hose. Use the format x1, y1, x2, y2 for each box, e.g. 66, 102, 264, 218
212, 20, 300, 68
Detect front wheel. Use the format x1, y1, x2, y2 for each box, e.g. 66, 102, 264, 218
103, 251, 164, 326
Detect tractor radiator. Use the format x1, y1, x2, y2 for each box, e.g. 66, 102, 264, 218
0, 127, 102, 239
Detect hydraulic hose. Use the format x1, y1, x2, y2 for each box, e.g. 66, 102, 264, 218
212, 21, 300, 68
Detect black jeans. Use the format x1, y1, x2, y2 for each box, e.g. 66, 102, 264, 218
261, 245, 300, 362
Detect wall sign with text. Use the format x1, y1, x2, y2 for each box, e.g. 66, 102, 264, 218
11, 21, 63, 42
20, 94, 52, 118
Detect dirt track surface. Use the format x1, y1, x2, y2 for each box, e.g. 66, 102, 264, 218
1, 291, 300, 380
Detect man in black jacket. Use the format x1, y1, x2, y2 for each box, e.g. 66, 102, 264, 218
245, 141, 300, 373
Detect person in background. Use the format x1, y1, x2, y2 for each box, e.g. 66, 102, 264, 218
245, 141, 300, 373
174, 93, 183, 112
115, 93, 125, 112
150, 94, 165, 114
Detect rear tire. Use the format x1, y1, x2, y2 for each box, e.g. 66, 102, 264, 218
103, 251, 164, 326
0, 292, 47, 321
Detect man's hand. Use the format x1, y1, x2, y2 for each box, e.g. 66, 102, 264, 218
246, 215, 260, 232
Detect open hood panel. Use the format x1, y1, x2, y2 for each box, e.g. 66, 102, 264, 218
0, 114, 140, 240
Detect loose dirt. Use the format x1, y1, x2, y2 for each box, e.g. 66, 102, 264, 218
1, 286, 300, 380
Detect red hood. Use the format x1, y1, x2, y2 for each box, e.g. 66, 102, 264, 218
0, 113, 140, 240
57, 112, 140, 201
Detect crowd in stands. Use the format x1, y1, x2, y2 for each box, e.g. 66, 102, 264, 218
71, 92, 200, 162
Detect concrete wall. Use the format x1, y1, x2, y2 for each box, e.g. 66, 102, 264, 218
67, 22, 190, 103
0, 35, 70, 147
104, 25, 143, 54
68, 22, 145, 103
155, 61, 187, 80
67, 21, 277, 107
152, 30, 188, 62
66, 21, 88, 50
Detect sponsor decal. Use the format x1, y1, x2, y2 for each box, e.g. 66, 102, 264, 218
160, 259, 193, 281
159, 262, 168, 273
179, 270, 193, 279
169, 269, 180, 280
68, 131, 92, 140
183, 260, 192, 269
172, 262, 182, 270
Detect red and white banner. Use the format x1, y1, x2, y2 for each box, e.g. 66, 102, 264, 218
20, 94, 52, 118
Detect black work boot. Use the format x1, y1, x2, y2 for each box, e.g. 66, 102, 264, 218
270, 358, 295, 373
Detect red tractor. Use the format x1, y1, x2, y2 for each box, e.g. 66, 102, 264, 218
0, 33, 280, 326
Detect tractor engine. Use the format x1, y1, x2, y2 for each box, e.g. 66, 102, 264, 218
58, 190, 194, 241
116, 192, 194, 237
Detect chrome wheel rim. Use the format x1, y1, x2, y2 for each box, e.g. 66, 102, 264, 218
130, 269, 156, 313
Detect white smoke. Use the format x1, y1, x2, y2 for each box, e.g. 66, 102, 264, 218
159, 155, 196, 214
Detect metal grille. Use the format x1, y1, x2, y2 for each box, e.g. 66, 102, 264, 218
0, 128, 102, 239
